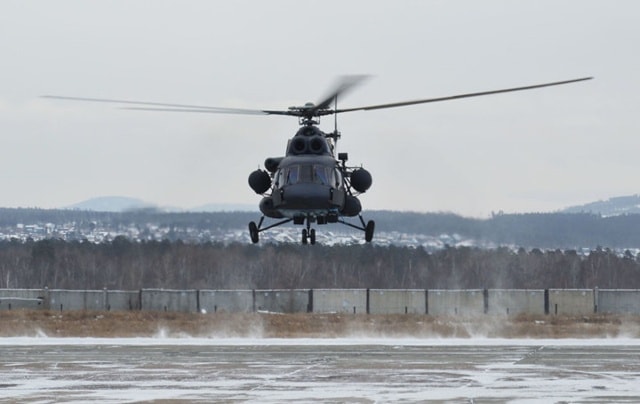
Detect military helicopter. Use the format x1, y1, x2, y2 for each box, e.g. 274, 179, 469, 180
44, 75, 592, 244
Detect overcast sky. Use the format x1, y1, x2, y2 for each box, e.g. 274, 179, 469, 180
1, 1, 637, 217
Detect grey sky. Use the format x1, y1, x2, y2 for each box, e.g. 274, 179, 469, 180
0, 1, 637, 217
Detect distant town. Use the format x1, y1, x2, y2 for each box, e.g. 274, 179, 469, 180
1, 214, 473, 250
2, 204, 640, 256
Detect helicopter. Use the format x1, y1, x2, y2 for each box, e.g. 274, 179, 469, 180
44, 75, 592, 244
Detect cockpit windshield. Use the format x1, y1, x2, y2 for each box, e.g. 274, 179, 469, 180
277, 164, 337, 186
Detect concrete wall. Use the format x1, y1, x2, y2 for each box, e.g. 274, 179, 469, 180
427, 289, 485, 316
47, 289, 107, 311
199, 290, 254, 313
3, 288, 640, 315
597, 289, 640, 314
487, 289, 546, 315
548, 289, 594, 315
254, 289, 310, 313
369, 289, 426, 314
106, 290, 140, 311
313, 289, 367, 314
0, 289, 44, 310
140, 289, 198, 313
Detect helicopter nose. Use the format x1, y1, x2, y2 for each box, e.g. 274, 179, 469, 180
281, 183, 331, 209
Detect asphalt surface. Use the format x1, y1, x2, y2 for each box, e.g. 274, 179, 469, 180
1, 338, 640, 403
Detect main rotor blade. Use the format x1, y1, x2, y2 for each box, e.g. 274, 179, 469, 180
333, 77, 593, 114
122, 106, 294, 116
41, 95, 279, 115
311, 75, 369, 112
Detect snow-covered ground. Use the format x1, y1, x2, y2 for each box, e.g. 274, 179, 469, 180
1, 337, 640, 402
2, 336, 640, 346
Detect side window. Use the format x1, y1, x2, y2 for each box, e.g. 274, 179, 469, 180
334, 169, 343, 188
286, 166, 300, 185
276, 169, 285, 187
314, 165, 330, 185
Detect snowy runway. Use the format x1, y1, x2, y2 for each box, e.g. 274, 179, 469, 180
1, 338, 640, 403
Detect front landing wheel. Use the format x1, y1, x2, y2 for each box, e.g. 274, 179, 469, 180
249, 221, 259, 244
365, 220, 375, 242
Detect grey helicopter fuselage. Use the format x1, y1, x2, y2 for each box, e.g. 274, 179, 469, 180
265, 154, 345, 218
248, 124, 370, 225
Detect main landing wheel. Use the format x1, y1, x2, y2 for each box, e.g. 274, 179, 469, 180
365, 220, 375, 242
302, 228, 316, 245
249, 221, 259, 244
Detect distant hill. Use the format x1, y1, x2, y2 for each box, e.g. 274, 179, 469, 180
65, 196, 255, 213
561, 194, 640, 216
66, 196, 156, 212
189, 203, 255, 212
67, 194, 640, 216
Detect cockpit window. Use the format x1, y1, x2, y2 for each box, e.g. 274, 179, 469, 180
278, 164, 336, 186
315, 166, 329, 185
286, 166, 299, 185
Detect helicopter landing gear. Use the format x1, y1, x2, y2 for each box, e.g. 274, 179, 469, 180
301, 218, 316, 245
248, 216, 294, 244
249, 221, 259, 244
249, 214, 370, 244
337, 214, 375, 243
365, 220, 375, 243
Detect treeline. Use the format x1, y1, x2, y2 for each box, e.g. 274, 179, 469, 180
1, 238, 639, 290
3, 208, 640, 248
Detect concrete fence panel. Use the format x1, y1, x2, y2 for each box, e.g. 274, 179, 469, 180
0, 289, 44, 310
106, 290, 140, 311
427, 289, 485, 316
369, 289, 426, 314
47, 289, 107, 311
548, 289, 594, 315
141, 289, 198, 313
84, 290, 108, 311
313, 289, 367, 314
487, 289, 545, 315
254, 289, 310, 313
199, 290, 253, 313
597, 289, 640, 314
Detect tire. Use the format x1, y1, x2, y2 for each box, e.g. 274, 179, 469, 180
249, 222, 259, 244
365, 220, 375, 242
